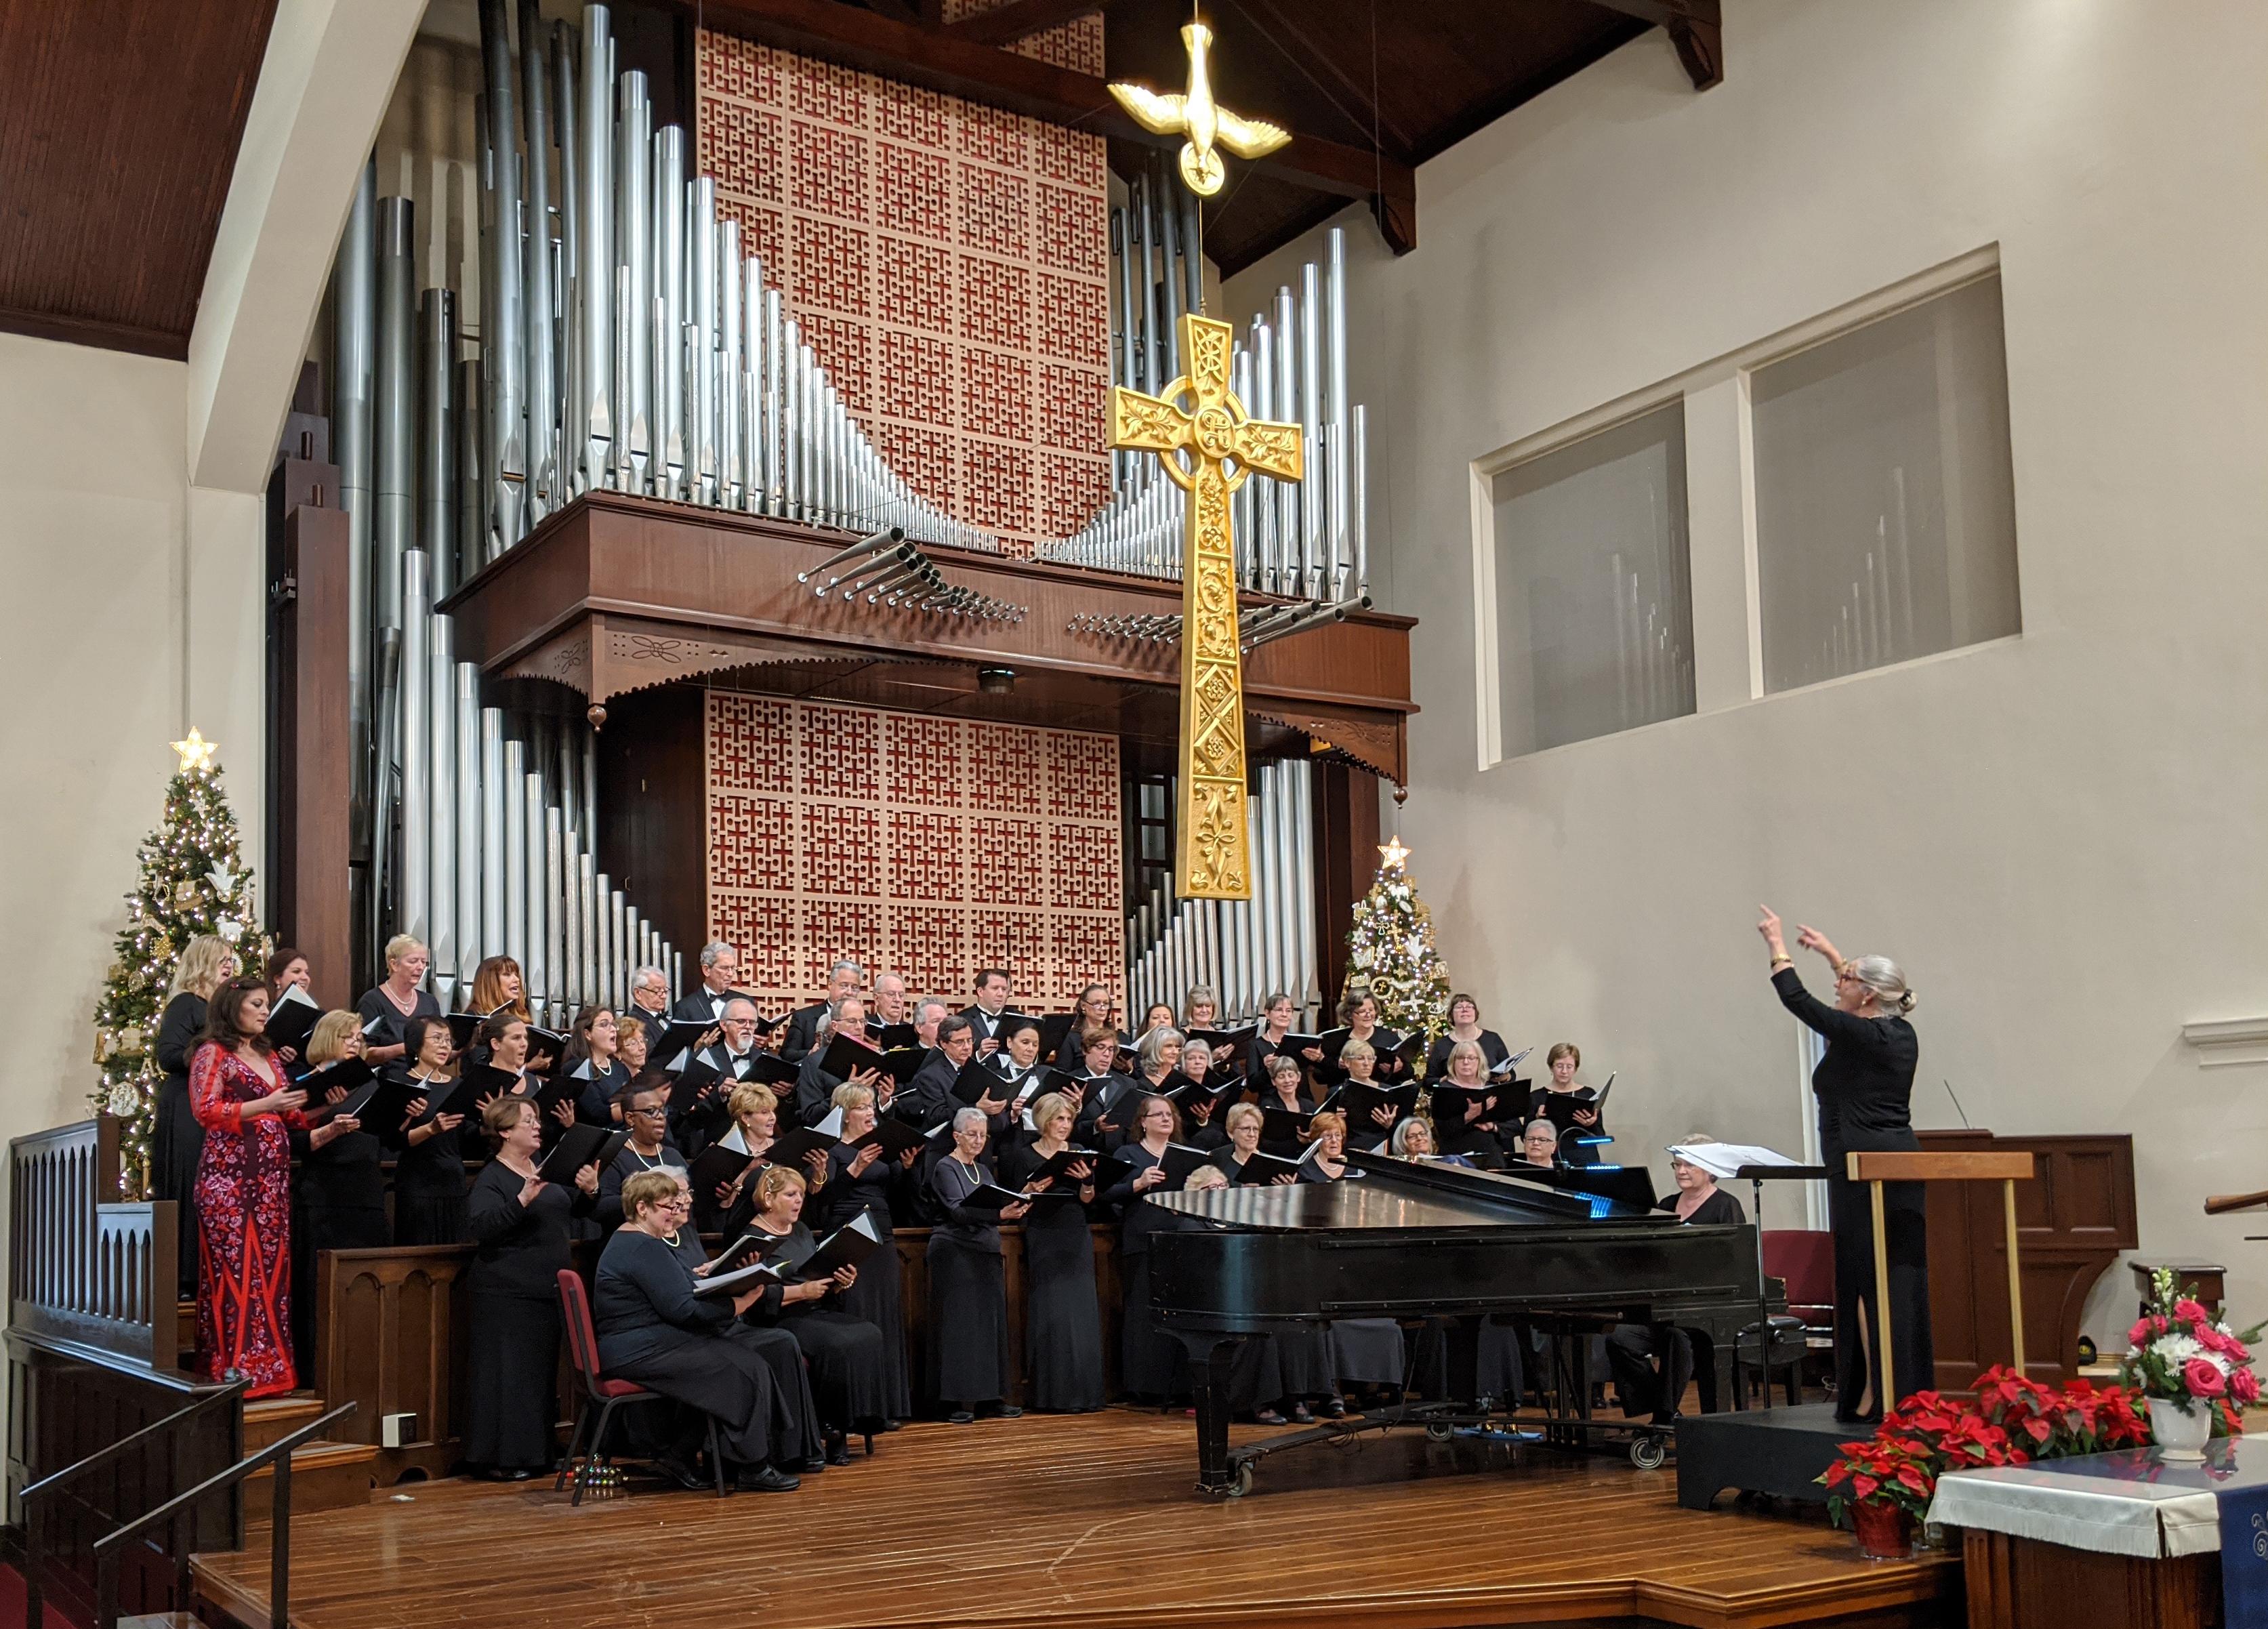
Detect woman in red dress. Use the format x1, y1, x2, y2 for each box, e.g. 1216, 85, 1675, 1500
189, 977, 327, 1396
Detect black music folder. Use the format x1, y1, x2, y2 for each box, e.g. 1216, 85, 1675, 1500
1159, 1142, 1214, 1186
1529, 1073, 1613, 1136
263, 985, 323, 1054
846, 1117, 929, 1159
1426, 1080, 1522, 1129
871, 1021, 921, 1051
950, 1056, 1012, 1106
1184, 1024, 1258, 1061
1337, 1080, 1420, 1129
686, 1138, 760, 1197
781, 1213, 884, 1282
646, 1017, 725, 1061
328, 1075, 417, 1133
294, 1056, 375, 1098
1037, 1011, 1081, 1057
1233, 1151, 1304, 1185
536, 1124, 628, 1185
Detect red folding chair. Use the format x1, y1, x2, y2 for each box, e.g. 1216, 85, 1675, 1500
554, 1269, 726, 1503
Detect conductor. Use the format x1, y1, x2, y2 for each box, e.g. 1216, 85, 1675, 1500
1757, 906, 1931, 1422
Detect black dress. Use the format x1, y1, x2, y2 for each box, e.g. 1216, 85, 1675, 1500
1246, 1029, 1299, 1086
815, 1142, 911, 1421
926, 1157, 1012, 1408
1606, 1187, 1748, 1421
998, 1142, 1103, 1411
1775, 965, 1932, 1415
740, 1221, 891, 1436
1103, 1144, 1184, 1400
463, 1160, 594, 1471
596, 1142, 685, 1233
570, 1058, 630, 1128
355, 986, 440, 1058
389, 1069, 468, 1245
594, 1229, 787, 1468
1424, 1028, 1510, 1078
152, 991, 209, 1298
1293, 1160, 1405, 1388
290, 1072, 393, 1374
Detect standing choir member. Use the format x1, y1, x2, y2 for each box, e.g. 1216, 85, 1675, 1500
1432, 1041, 1503, 1157
1182, 986, 1219, 1032
1531, 1043, 1603, 1166
815, 1082, 918, 1424
562, 1006, 631, 1125
597, 1079, 686, 1232
998, 1092, 1103, 1412
1072, 1027, 1143, 1149
1336, 1039, 1404, 1149
926, 1107, 1027, 1422
1308, 993, 1402, 1087
1054, 985, 1120, 1070
1210, 1102, 1292, 1185
1256, 1055, 1315, 1159
189, 979, 327, 1396
783, 959, 864, 1065
740, 1165, 890, 1451
796, 995, 885, 1125
624, 966, 675, 1038
697, 1081, 792, 1236
155, 936, 235, 1298
1758, 907, 1929, 1420
1137, 1002, 1176, 1038
1426, 994, 1511, 1077
463, 1096, 600, 1479
673, 942, 745, 1027
356, 934, 440, 1066
1607, 1142, 1748, 1423
1247, 993, 1301, 1084
615, 1013, 652, 1084
1102, 1094, 1187, 1404
290, 1010, 391, 1368
390, 1015, 469, 1244
594, 1170, 802, 1492
1172, 1039, 1226, 1149
960, 967, 1014, 1056
265, 947, 311, 1006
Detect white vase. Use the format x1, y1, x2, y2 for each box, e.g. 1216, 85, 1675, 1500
2148, 1395, 2213, 1461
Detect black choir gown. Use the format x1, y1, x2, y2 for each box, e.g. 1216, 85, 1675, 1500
463, 1161, 594, 1471
1775, 965, 1933, 1415
596, 1142, 685, 1233
388, 1072, 468, 1245
998, 1142, 1103, 1411
571, 1058, 631, 1128
738, 1220, 891, 1435
925, 1157, 1013, 1408
594, 1229, 793, 1468
1245, 1029, 1299, 1086
1296, 1161, 1406, 1389
1105, 1145, 1184, 1400
1423, 1028, 1510, 1079
815, 1141, 911, 1421
355, 986, 441, 1060
152, 991, 209, 1298
289, 1088, 392, 1374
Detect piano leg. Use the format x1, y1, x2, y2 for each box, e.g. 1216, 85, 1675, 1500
1174, 1333, 1250, 1495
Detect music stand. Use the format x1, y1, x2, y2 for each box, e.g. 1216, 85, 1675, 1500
1734, 1160, 1831, 1404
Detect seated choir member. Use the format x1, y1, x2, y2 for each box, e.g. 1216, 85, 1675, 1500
1247, 991, 1301, 1084
562, 1006, 630, 1125
1173, 1038, 1226, 1148
1073, 1025, 1145, 1149
1054, 984, 1121, 1070
1336, 1039, 1403, 1150
1211, 1102, 1294, 1184
926, 1105, 1028, 1422
784, 957, 864, 1065
1530, 1042, 1603, 1166
594, 1169, 802, 1491
1432, 1040, 1502, 1157
469, 956, 554, 1073
598, 1077, 686, 1231
1102, 1093, 1187, 1404
357, 933, 440, 1067
736, 1164, 889, 1456
1182, 985, 1219, 1032
1426, 993, 1511, 1077
1516, 1118, 1561, 1170
1256, 1054, 1315, 1159
1391, 1115, 1474, 1167
1605, 1141, 1748, 1424
796, 994, 888, 1125
997, 1092, 1104, 1412
815, 1081, 919, 1426
463, 1095, 600, 1479
390, 1014, 470, 1244
155, 935, 236, 1299
1294, 1110, 1407, 1402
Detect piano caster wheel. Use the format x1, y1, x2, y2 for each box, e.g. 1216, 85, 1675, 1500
1425, 1423, 1453, 1443
1227, 1462, 1254, 1498
1630, 1435, 1668, 1471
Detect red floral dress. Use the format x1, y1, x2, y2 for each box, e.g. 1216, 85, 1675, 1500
189, 1043, 307, 1397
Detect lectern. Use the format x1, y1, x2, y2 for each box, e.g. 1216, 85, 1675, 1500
1847, 1149, 2036, 1409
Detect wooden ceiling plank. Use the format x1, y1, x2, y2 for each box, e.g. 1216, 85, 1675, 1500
945, 0, 1123, 47
1580, 0, 1723, 89
1229, 0, 1413, 161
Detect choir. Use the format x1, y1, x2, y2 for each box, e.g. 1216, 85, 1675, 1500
157, 929, 1734, 1491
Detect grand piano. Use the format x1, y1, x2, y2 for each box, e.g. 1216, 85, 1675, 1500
1147, 1153, 1767, 1495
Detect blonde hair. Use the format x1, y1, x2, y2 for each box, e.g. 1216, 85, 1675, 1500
1445, 1040, 1485, 1075
1547, 1042, 1580, 1068
728, 1082, 779, 1123
1029, 1092, 1074, 1135
1183, 1165, 1228, 1192
831, 1081, 875, 1113
756, 1164, 806, 1208
619, 1167, 684, 1220
384, 934, 426, 969
168, 936, 236, 1003
305, 1010, 360, 1067
1339, 1038, 1376, 1066
1224, 1101, 1262, 1135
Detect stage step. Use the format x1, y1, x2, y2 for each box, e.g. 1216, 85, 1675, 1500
243, 1393, 327, 1453
119, 1615, 202, 1628
177, 1298, 195, 1355
243, 1440, 379, 1522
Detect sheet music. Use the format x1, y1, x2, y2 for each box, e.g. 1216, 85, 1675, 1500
1668, 1142, 1805, 1180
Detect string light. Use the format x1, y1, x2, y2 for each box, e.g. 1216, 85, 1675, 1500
1342, 835, 1451, 1073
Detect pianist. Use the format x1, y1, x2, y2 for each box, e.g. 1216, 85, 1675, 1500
1605, 1141, 1747, 1424
1516, 1119, 1560, 1169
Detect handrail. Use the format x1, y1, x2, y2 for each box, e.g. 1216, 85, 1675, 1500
20, 1378, 247, 1628
90, 1401, 356, 1629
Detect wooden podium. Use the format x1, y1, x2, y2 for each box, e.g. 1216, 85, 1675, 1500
1847, 1149, 2035, 1408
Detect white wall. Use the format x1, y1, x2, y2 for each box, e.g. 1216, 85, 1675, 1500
1224, 0, 2268, 1349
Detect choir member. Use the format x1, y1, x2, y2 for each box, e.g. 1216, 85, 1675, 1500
1529, 1043, 1603, 1166
796, 995, 886, 1125
1173, 1038, 1226, 1148
476, 1015, 544, 1114
356, 934, 440, 1065
594, 1169, 802, 1491
1054, 984, 1119, 1069
1135, 1025, 1182, 1094
910, 996, 948, 1050
1314, 992, 1407, 1088
598, 1079, 686, 1232
562, 1006, 630, 1124
998, 1092, 1103, 1412
783, 958, 863, 1064
1300, 1110, 1351, 1182
155, 935, 235, 1298
1516, 1119, 1561, 1169
1758, 906, 1929, 1420
1210, 1102, 1294, 1185
1247, 992, 1300, 1084
673, 942, 745, 1027
1137, 1002, 1175, 1037
987, 1016, 1046, 1136
870, 972, 910, 1028
1292, 1111, 1405, 1401
960, 968, 1013, 1056
738, 1165, 890, 1454
264, 947, 310, 1005
1182, 986, 1219, 1031
463, 1095, 600, 1479
391, 1015, 470, 1245
1425, 993, 1511, 1077
292, 1010, 393, 1322
1103, 1093, 1186, 1404
706, 997, 771, 1086
900, 1013, 986, 1134
697, 1081, 799, 1235
816, 1081, 920, 1425
615, 1012, 651, 1086
1071, 1026, 1142, 1151
470, 957, 554, 1073
1393, 1116, 1473, 1167
190, 978, 318, 1397
1256, 1054, 1315, 1160
1432, 1040, 1502, 1157
624, 964, 674, 1037
927, 1106, 1027, 1422
1337, 1039, 1403, 1150
1172, 1167, 1296, 1424
1607, 1142, 1749, 1423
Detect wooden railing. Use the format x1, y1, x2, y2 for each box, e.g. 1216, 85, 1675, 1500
9, 1119, 178, 1371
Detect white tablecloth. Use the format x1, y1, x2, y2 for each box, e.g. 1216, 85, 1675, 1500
1929, 1436, 2268, 1559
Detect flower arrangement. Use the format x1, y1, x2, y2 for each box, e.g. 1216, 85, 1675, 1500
2119, 1266, 2261, 1436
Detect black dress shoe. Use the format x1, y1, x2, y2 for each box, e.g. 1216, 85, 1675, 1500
827, 1437, 852, 1467
1254, 1407, 1288, 1425
947, 1409, 976, 1424
800, 1454, 828, 1474
1321, 1397, 1348, 1420
653, 1453, 709, 1491
1289, 1402, 1315, 1424
735, 1465, 802, 1492
985, 1405, 1023, 1420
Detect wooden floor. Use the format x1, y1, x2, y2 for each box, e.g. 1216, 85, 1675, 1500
193, 1409, 1957, 1629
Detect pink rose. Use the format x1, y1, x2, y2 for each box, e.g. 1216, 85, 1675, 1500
2232, 1367, 2260, 1407
2174, 1299, 2210, 1326
2195, 1325, 2230, 1355
2183, 1357, 2227, 1397
2129, 1317, 2156, 1348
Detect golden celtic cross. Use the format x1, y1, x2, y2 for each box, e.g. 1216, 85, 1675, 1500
1110, 312, 1303, 900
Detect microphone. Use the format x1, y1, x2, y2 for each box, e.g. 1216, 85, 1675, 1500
1943, 1077, 1973, 1130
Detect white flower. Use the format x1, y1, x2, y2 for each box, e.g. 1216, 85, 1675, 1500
107, 1085, 142, 1117
2151, 1332, 2203, 1366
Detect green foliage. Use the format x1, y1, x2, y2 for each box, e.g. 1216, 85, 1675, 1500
1342, 841, 1453, 1069
89, 754, 267, 1197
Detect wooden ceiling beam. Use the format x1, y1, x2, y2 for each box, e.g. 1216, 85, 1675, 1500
1582, 0, 1721, 89
943, 0, 1120, 47
1231, 0, 1414, 161
679, 0, 1416, 251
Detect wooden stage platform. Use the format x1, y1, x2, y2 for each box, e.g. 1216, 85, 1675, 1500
192, 1409, 1958, 1629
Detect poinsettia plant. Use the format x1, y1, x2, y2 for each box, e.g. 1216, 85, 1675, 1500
2120, 1265, 2262, 1435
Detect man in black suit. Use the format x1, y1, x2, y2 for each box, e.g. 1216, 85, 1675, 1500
781, 957, 864, 1066
701, 997, 767, 1086
672, 942, 744, 1029
623, 964, 674, 1040
897, 1012, 981, 1134
959, 968, 1012, 1057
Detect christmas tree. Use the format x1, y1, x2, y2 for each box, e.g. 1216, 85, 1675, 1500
91, 729, 269, 1198
1341, 835, 1454, 1069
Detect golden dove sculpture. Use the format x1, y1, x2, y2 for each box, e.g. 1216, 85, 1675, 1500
1107, 22, 1290, 197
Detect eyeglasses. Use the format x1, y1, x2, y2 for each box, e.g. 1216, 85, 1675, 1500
628, 1104, 667, 1119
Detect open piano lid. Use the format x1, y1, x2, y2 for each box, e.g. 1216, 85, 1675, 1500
1147, 1152, 1656, 1231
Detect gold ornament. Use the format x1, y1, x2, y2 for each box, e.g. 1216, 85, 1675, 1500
1107, 23, 1291, 197
174, 879, 199, 905
170, 726, 218, 772
1111, 312, 1302, 899
1378, 835, 1411, 872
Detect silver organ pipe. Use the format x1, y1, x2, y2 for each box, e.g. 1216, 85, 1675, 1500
593, 872, 613, 1018
518, 0, 558, 524
576, 3, 612, 493
400, 550, 430, 953
335, 162, 377, 879
654, 125, 685, 500
719, 218, 741, 509
478, 0, 525, 554
524, 770, 549, 1021
502, 736, 528, 972
456, 669, 484, 991
543, 805, 566, 1020
690, 176, 718, 506
618, 70, 651, 492
429, 612, 456, 1008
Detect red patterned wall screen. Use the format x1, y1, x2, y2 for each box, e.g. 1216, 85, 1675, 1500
705, 691, 1126, 1012
697, 11, 1113, 556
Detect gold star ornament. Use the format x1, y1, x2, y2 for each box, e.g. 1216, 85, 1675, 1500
171, 727, 218, 772
1379, 835, 1411, 872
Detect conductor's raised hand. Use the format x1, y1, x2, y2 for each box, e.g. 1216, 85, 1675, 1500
1756, 905, 1786, 957
1796, 924, 1842, 966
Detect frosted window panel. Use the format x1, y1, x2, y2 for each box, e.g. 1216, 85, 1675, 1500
1492, 405, 1695, 756
1752, 276, 2020, 693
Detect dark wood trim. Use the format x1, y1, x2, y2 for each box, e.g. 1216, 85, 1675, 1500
1231, 0, 1414, 161
0, 306, 189, 360
1581, 0, 1723, 90
1311, 758, 1380, 1016
595, 684, 709, 961
943, 0, 1119, 47
268, 503, 356, 1006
